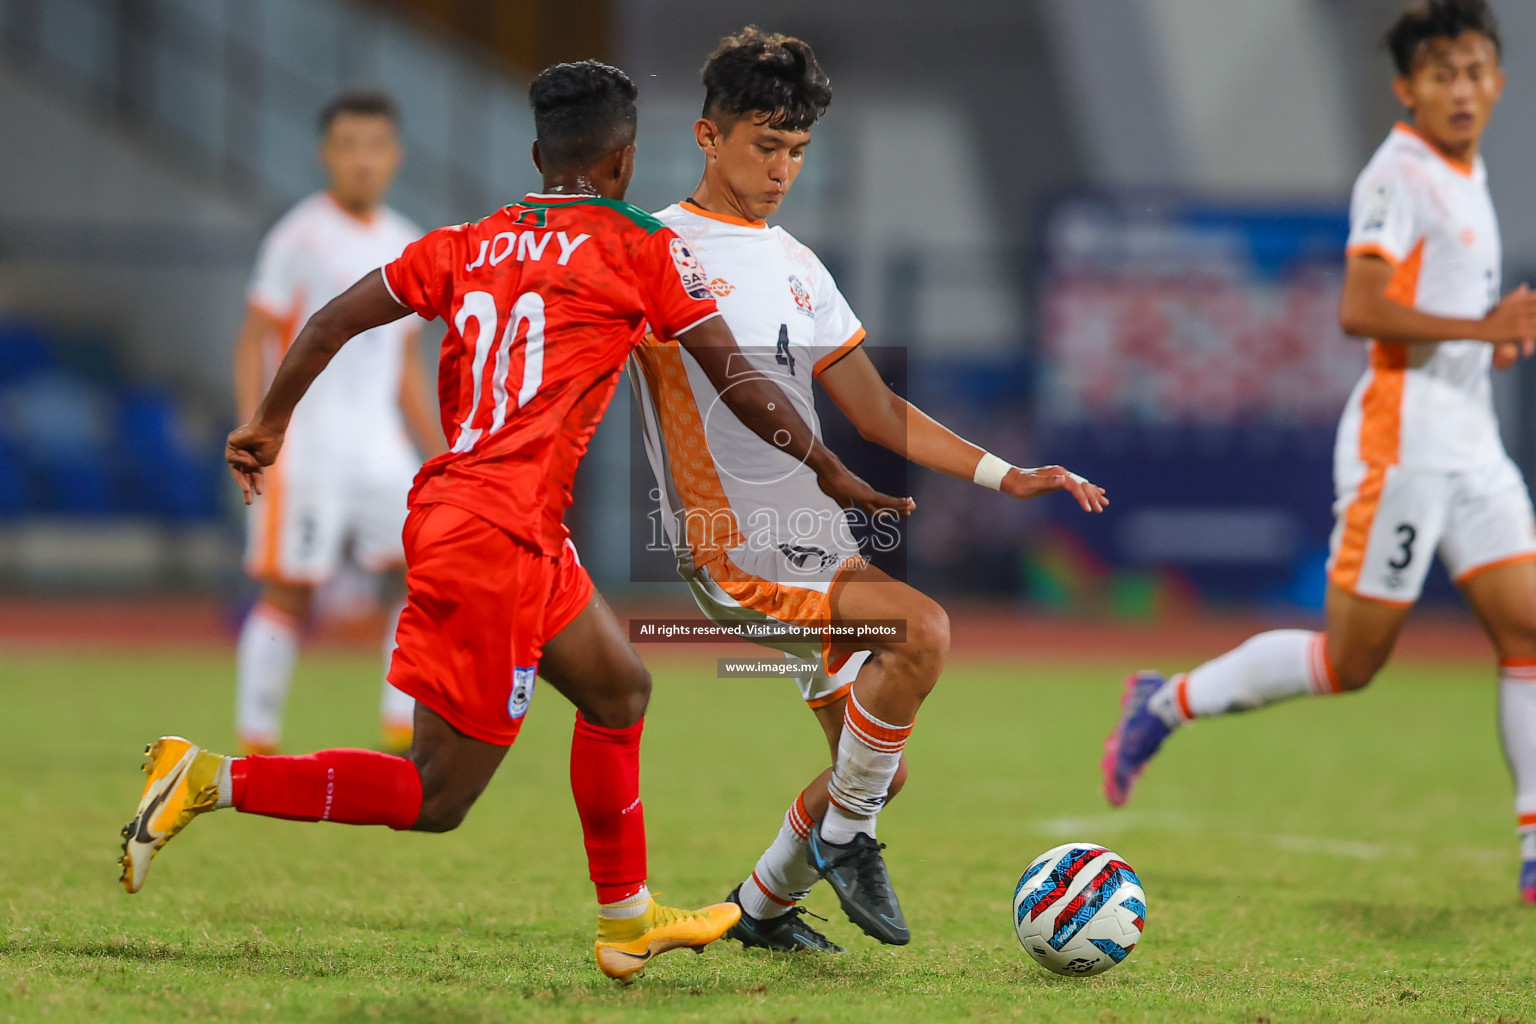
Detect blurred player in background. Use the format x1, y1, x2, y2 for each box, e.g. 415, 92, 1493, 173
1104, 0, 1536, 901
233, 92, 445, 757
122, 61, 907, 981
631, 27, 1106, 951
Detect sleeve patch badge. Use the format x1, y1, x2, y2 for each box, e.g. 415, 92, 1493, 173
788, 275, 814, 317
670, 237, 713, 300
1361, 182, 1393, 234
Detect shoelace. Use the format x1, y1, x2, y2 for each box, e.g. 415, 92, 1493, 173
648, 901, 711, 927
824, 838, 893, 902
783, 905, 830, 925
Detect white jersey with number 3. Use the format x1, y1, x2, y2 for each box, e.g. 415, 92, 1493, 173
1338, 122, 1504, 471
1328, 124, 1536, 605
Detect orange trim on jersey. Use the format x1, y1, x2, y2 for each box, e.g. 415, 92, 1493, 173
631, 338, 836, 645
1392, 122, 1475, 177
1381, 239, 1424, 311
1329, 464, 1391, 594
1331, 241, 1423, 593
245, 297, 305, 583
1500, 657, 1536, 669
1344, 243, 1402, 267
805, 681, 853, 710
679, 199, 767, 229
1519, 812, 1536, 830
1454, 552, 1536, 586
812, 328, 867, 378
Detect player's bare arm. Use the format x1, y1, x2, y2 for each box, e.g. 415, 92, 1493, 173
226, 269, 408, 502
676, 315, 915, 518
398, 328, 449, 458
817, 346, 1106, 513
231, 304, 285, 425
1340, 252, 1536, 355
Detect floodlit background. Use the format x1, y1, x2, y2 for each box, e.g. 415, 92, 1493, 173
2, 0, 1535, 620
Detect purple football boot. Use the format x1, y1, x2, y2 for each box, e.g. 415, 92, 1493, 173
1102, 670, 1175, 807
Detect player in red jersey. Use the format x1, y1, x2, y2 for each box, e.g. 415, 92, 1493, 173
117, 61, 908, 983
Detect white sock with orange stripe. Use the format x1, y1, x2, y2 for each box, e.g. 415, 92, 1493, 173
1498, 658, 1536, 845
822, 692, 912, 845
1149, 630, 1337, 727
235, 601, 300, 750
739, 792, 821, 919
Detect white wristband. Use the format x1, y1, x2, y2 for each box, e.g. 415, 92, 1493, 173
972, 452, 1013, 491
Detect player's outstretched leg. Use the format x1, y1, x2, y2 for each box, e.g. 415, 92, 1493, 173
726, 690, 909, 953
119, 738, 426, 893
799, 566, 947, 946
1459, 559, 1536, 903
540, 591, 740, 981
1102, 587, 1408, 807
119, 703, 503, 894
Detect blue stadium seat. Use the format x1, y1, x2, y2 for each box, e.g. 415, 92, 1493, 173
117, 387, 221, 520
0, 438, 27, 516
0, 320, 58, 385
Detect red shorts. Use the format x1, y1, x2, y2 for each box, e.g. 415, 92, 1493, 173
388, 502, 595, 746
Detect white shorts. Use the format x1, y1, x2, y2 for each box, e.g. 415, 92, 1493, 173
245, 448, 415, 586
682, 556, 869, 707
1327, 454, 1536, 604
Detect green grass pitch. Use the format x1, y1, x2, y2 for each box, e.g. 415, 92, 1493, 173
2, 644, 1534, 1022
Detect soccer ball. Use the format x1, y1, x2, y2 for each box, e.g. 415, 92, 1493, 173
1012, 842, 1146, 976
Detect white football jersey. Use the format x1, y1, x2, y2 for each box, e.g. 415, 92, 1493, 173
248, 192, 423, 464
1338, 123, 1504, 471
629, 201, 866, 572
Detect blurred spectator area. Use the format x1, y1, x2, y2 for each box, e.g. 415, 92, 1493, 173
5, 0, 1536, 607
0, 318, 228, 588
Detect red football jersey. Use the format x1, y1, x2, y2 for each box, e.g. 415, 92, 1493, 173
383, 192, 719, 554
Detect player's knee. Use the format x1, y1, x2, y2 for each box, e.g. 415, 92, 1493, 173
898, 602, 950, 687
412, 793, 473, 833
1494, 616, 1536, 662
1332, 657, 1382, 692
582, 662, 652, 729
259, 581, 313, 620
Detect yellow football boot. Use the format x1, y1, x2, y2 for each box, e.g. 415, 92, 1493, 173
118, 737, 225, 894
594, 898, 742, 983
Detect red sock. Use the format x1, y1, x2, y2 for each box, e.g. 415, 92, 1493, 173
230, 749, 422, 830
570, 712, 647, 903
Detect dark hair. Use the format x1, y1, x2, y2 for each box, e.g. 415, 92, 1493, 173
1384, 0, 1501, 75
702, 26, 831, 132
529, 61, 638, 168
318, 91, 399, 133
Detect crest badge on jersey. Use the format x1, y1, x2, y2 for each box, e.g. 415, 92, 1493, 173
508, 667, 536, 719
670, 237, 713, 300
1361, 182, 1393, 233
788, 275, 814, 318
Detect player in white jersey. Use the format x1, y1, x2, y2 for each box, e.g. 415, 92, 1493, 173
629, 28, 1106, 950
1103, 0, 1536, 902
231, 93, 445, 756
